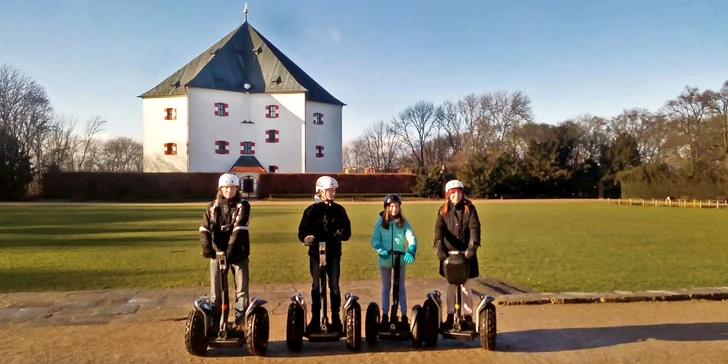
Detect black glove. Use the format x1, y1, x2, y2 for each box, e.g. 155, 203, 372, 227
435, 241, 447, 261
465, 245, 477, 260
202, 246, 215, 259
335, 229, 345, 240
303, 235, 316, 246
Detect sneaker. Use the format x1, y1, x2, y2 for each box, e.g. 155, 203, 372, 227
381, 314, 389, 325
401, 315, 409, 325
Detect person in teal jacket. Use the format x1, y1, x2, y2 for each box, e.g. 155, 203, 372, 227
370, 194, 417, 324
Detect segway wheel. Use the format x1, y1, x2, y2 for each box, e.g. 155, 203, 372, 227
410, 304, 424, 348
286, 302, 304, 352
365, 302, 380, 346
345, 301, 362, 351
479, 302, 497, 351
245, 306, 270, 356
184, 309, 208, 356
422, 299, 439, 347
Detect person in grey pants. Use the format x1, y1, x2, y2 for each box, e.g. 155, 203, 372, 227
199, 173, 252, 328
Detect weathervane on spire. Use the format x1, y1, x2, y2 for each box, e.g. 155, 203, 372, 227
244, 2, 248, 22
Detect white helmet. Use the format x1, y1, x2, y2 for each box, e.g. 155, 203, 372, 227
218, 173, 240, 188
445, 179, 465, 194
315, 176, 338, 192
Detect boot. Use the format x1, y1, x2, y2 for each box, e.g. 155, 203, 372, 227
308, 289, 321, 333
381, 313, 389, 325
401, 315, 409, 325
464, 315, 474, 330
330, 291, 342, 332
330, 312, 342, 333
444, 313, 454, 329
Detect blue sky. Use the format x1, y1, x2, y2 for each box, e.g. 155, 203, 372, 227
1, 0, 727, 143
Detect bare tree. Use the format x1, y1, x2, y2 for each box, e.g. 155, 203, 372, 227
72, 116, 107, 171
663, 86, 710, 174
458, 93, 484, 153
98, 136, 142, 172
435, 100, 464, 154
357, 120, 401, 172
391, 100, 437, 170
41, 114, 76, 170
455, 91, 534, 156
610, 108, 675, 164
703, 81, 728, 165
0, 63, 54, 168
481, 91, 534, 152
423, 134, 451, 167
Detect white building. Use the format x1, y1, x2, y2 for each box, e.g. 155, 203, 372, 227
139, 16, 345, 185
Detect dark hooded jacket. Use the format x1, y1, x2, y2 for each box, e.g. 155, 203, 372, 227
199, 196, 251, 261
297, 199, 352, 258
434, 198, 481, 278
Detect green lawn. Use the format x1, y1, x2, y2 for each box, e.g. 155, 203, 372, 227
0, 201, 726, 293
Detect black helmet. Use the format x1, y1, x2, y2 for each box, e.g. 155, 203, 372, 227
383, 194, 402, 209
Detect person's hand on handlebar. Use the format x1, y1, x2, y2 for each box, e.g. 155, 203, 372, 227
465, 242, 478, 260
303, 235, 317, 246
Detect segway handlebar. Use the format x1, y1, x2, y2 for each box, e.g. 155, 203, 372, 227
449, 251, 466, 255
387, 250, 405, 257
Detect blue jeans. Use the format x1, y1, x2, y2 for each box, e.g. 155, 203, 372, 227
380, 265, 407, 316
210, 257, 249, 311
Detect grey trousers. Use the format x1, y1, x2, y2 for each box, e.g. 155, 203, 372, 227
210, 258, 249, 311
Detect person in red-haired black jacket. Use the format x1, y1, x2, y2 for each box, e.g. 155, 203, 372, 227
433, 179, 481, 330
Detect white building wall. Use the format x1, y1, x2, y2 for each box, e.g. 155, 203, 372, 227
269, 93, 306, 172
142, 96, 189, 172
305, 100, 343, 173
187, 87, 305, 173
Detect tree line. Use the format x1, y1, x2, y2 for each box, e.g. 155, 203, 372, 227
0, 64, 142, 200
343, 80, 728, 199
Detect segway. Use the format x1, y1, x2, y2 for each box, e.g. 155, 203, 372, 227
365, 250, 426, 348
286, 240, 362, 351
184, 251, 270, 356
419, 250, 497, 350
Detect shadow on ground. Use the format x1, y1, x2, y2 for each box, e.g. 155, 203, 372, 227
499, 322, 728, 353
195, 338, 482, 358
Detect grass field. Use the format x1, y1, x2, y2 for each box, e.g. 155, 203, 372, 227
0, 200, 727, 294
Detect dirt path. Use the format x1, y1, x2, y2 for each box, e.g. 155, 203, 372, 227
3, 300, 727, 364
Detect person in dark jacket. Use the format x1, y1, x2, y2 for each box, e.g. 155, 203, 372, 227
434, 179, 481, 329
298, 176, 352, 333
199, 173, 252, 328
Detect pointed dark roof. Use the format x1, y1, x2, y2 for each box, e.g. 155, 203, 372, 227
230, 156, 265, 173
139, 22, 345, 106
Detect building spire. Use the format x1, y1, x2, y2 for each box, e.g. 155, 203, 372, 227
243, 2, 248, 23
